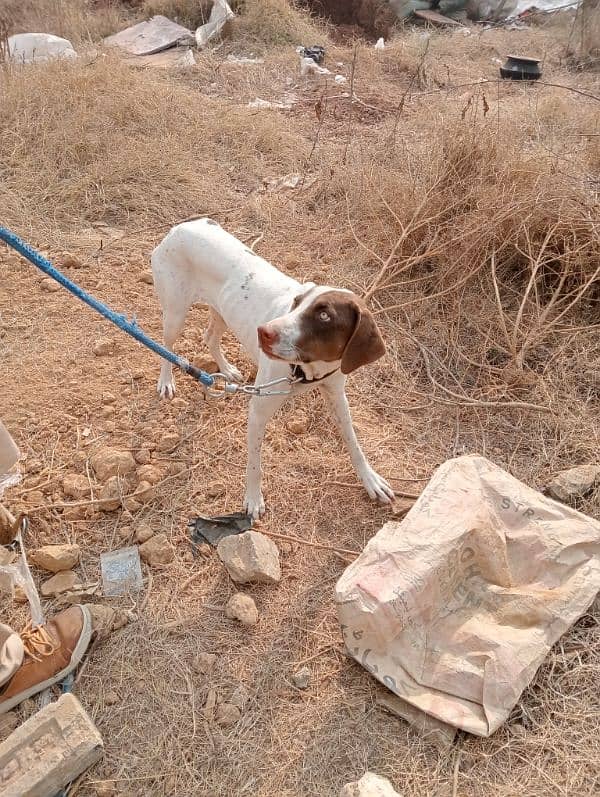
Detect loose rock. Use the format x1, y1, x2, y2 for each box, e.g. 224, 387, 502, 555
122, 497, 142, 513
156, 431, 180, 453
40, 278, 60, 292
32, 544, 80, 573
41, 570, 79, 598
134, 522, 154, 544
57, 253, 83, 269
139, 271, 154, 284
134, 448, 152, 465
215, 703, 241, 727
340, 772, 402, 797
104, 691, 119, 706
139, 533, 174, 566
291, 666, 311, 690
192, 652, 217, 675
134, 480, 154, 504
206, 482, 226, 499
101, 392, 117, 405
98, 477, 122, 512
136, 465, 163, 485
546, 465, 600, 502
92, 338, 115, 357
286, 414, 309, 435
62, 474, 91, 500
90, 448, 136, 482
224, 593, 258, 626
192, 355, 218, 373
217, 531, 281, 584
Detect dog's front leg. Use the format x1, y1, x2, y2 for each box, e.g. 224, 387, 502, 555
244, 390, 287, 520
319, 375, 394, 504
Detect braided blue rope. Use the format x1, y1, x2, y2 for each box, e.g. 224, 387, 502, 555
0, 226, 215, 388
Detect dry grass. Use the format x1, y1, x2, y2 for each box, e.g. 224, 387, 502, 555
0, 0, 132, 43
0, 4, 599, 796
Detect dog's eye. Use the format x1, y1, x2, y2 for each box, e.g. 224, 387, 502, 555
318, 311, 330, 322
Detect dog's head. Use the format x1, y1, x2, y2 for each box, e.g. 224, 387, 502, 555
257, 285, 385, 376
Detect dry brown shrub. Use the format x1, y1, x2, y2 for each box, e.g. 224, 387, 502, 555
234, 0, 329, 45
140, 0, 214, 29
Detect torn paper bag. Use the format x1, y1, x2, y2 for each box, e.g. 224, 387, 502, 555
335, 455, 600, 736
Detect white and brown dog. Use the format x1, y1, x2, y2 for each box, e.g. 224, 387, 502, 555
151, 218, 394, 518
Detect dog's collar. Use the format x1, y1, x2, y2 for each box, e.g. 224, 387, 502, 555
290, 364, 340, 384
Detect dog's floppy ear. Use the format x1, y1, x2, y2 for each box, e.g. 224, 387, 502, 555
341, 300, 386, 374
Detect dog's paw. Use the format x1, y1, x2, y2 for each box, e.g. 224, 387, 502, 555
243, 491, 265, 520
360, 468, 395, 504
157, 376, 176, 400
219, 363, 243, 383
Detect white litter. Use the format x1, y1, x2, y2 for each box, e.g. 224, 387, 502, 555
374, 37, 385, 50
248, 97, 293, 110
7, 33, 77, 64
195, 0, 235, 49
300, 56, 331, 76
226, 55, 264, 64
334, 74, 347, 84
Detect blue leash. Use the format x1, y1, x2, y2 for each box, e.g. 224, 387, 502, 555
0, 225, 216, 387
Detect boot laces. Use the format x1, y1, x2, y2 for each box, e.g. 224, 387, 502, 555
20, 621, 58, 662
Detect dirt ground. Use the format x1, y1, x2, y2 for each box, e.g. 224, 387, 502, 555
1, 2, 599, 796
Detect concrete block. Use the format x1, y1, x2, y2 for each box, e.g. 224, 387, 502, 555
0, 693, 103, 797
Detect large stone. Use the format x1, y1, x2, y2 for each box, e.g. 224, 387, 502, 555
7, 33, 77, 64
31, 544, 80, 573
217, 531, 281, 584
104, 15, 193, 56
139, 533, 174, 566
224, 593, 258, 626
62, 474, 91, 500
546, 465, 600, 502
340, 772, 402, 797
40, 571, 79, 598
90, 448, 136, 483
0, 693, 103, 797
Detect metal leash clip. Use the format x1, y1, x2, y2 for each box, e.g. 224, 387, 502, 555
206, 375, 300, 398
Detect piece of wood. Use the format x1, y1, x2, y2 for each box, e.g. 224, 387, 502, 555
0, 693, 103, 797
414, 9, 466, 26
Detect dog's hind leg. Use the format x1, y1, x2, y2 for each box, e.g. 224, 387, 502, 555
204, 308, 243, 383
152, 256, 193, 400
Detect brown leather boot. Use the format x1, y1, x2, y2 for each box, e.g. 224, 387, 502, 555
0, 605, 92, 714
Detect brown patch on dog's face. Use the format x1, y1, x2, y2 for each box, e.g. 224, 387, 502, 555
295, 290, 386, 373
